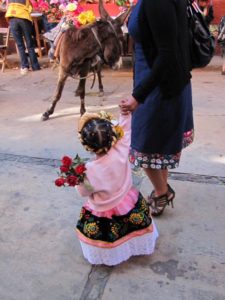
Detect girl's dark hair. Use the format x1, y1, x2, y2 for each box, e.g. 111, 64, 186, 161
80, 118, 117, 154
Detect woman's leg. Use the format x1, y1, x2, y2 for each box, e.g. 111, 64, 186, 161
161, 169, 168, 185
144, 168, 167, 197
144, 168, 175, 216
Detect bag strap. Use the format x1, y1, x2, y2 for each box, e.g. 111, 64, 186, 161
187, 0, 211, 32
187, 0, 202, 15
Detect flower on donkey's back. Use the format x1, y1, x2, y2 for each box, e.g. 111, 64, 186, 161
77, 10, 96, 25
50, 0, 59, 4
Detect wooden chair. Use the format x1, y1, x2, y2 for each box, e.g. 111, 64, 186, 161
0, 27, 10, 72
31, 14, 49, 58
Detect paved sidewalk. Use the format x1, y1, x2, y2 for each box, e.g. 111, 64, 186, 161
0, 55, 225, 300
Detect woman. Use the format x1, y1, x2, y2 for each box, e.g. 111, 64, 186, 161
120, 0, 194, 216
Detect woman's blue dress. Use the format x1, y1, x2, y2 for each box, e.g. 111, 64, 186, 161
128, 0, 194, 169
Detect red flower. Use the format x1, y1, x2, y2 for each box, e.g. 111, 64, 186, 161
60, 165, 69, 173
55, 154, 87, 189
75, 164, 86, 175
66, 175, 78, 186
55, 177, 66, 187
61, 156, 72, 167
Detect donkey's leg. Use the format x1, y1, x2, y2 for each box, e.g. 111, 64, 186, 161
97, 65, 104, 97
77, 64, 90, 115
75, 76, 87, 115
75, 77, 86, 97
79, 76, 87, 115
42, 68, 68, 121
75, 76, 86, 115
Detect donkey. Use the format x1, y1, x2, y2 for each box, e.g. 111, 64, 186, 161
74, 55, 104, 99
42, 0, 131, 121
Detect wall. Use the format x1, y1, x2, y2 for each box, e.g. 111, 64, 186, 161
213, 0, 225, 24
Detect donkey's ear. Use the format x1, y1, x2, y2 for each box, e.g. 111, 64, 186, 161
98, 0, 112, 21
114, 7, 132, 26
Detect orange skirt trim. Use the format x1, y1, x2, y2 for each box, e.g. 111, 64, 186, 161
76, 224, 154, 249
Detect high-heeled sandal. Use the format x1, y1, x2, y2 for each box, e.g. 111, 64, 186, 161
147, 184, 175, 216
147, 184, 175, 204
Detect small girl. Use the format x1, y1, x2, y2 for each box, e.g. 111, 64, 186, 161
75, 110, 158, 266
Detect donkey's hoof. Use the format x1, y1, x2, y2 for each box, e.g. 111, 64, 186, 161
98, 91, 104, 97
41, 112, 50, 121
80, 109, 86, 116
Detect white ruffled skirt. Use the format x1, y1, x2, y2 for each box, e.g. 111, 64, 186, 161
79, 221, 158, 266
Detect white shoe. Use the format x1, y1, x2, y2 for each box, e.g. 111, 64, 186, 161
20, 68, 29, 75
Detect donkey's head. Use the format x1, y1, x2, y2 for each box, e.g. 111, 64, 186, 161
59, 0, 131, 74
97, 0, 131, 69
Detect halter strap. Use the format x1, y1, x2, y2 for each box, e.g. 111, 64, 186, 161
91, 20, 121, 49
107, 20, 119, 38
91, 20, 121, 65
91, 27, 103, 51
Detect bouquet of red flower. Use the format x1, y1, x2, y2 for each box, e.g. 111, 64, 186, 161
55, 154, 87, 187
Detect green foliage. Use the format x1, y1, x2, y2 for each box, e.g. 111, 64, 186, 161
116, 0, 128, 7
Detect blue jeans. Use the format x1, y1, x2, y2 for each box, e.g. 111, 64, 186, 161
9, 18, 40, 70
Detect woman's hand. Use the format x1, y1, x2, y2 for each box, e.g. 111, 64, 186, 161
119, 97, 139, 115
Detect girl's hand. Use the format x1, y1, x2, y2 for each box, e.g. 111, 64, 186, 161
119, 97, 139, 114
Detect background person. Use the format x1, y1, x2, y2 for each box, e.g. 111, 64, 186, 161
5, 0, 41, 75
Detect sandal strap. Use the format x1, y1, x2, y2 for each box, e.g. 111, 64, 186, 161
152, 194, 169, 206
150, 194, 169, 216
148, 184, 175, 204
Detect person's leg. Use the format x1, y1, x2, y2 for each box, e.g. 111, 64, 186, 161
48, 41, 55, 61
147, 168, 174, 197
144, 168, 175, 216
48, 31, 63, 60
22, 19, 40, 71
9, 18, 29, 69
144, 168, 167, 197
161, 169, 168, 185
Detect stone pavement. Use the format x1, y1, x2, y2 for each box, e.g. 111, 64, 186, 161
0, 55, 225, 300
